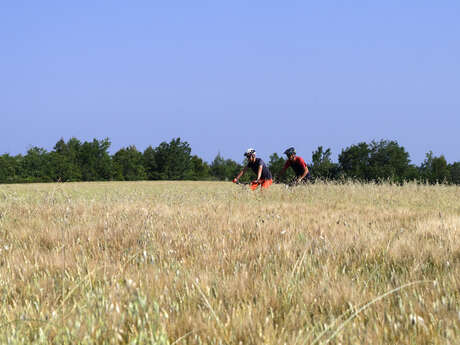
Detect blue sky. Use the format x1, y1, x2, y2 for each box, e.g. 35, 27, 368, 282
1, 1, 459, 165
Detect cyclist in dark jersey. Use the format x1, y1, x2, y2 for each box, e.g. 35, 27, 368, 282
233, 148, 273, 190
279, 147, 310, 184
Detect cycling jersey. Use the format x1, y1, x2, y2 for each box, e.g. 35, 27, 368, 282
283, 156, 308, 177
247, 158, 272, 180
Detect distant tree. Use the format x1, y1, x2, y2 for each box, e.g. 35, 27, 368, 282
210, 153, 226, 180
189, 155, 211, 180
338, 140, 412, 182
404, 164, 421, 182
420, 151, 450, 184
338, 142, 370, 180
367, 140, 411, 182
145, 138, 194, 180
432, 156, 451, 183
113, 146, 146, 181
6, 135, 459, 186
311, 146, 340, 180
0, 154, 20, 183
268, 153, 283, 178
20, 147, 53, 182
210, 153, 241, 181
49, 137, 82, 181
449, 162, 460, 185
143, 146, 158, 180
78, 138, 113, 181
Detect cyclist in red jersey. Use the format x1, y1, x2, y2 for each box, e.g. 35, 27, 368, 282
279, 147, 310, 184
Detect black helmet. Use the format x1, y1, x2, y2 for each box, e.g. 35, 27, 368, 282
244, 148, 256, 157
284, 147, 296, 157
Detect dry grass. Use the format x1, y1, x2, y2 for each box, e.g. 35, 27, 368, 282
0, 181, 459, 344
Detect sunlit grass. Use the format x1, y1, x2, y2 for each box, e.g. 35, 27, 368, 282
0, 181, 459, 344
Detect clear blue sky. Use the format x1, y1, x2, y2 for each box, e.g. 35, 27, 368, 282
2, 1, 459, 165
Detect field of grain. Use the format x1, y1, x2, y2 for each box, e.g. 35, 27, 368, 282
0, 181, 459, 344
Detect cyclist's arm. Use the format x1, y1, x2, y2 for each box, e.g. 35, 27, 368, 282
256, 165, 263, 181
235, 166, 248, 181
297, 166, 308, 182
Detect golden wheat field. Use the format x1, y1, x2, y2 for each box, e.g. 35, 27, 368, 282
0, 181, 459, 344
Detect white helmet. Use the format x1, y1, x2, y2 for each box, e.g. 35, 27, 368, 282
244, 148, 256, 157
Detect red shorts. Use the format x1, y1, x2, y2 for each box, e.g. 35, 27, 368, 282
250, 179, 273, 190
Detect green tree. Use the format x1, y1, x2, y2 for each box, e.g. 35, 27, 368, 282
0, 154, 20, 183
210, 153, 241, 181
311, 146, 339, 180
78, 138, 113, 181
143, 146, 158, 180
338, 140, 412, 182
449, 162, 460, 184
268, 153, 293, 183
145, 138, 194, 180
419, 151, 450, 184
404, 164, 421, 182
20, 147, 53, 182
210, 153, 226, 180
189, 155, 211, 180
268, 153, 284, 178
49, 137, 82, 181
113, 146, 147, 181
338, 142, 370, 180
367, 140, 411, 182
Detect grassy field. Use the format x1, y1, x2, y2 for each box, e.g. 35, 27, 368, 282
0, 181, 459, 344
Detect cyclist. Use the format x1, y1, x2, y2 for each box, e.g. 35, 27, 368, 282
279, 147, 310, 184
233, 148, 273, 190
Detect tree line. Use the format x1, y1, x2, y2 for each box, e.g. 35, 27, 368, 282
0, 137, 459, 184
